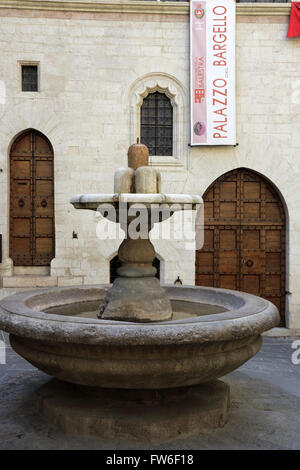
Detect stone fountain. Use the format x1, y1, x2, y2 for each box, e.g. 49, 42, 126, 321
0, 142, 280, 443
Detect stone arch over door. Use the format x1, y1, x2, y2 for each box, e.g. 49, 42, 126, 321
10, 129, 55, 266
196, 168, 286, 326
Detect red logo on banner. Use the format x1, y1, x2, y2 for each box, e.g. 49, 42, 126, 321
194, 5, 205, 19
195, 89, 205, 103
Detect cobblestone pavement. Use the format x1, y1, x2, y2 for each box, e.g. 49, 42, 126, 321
0, 332, 300, 450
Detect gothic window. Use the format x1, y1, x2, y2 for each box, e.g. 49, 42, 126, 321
141, 92, 173, 156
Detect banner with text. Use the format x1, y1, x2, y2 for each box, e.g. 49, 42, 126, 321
190, 0, 236, 146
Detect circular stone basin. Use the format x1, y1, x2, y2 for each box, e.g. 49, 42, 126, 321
0, 285, 279, 390
44, 299, 227, 320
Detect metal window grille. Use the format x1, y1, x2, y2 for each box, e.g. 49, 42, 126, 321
141, 92, 173, 156
22, 65, 38, 92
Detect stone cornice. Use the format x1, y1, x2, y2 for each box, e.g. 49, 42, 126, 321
237, 3, 291, 16
0, 0, 292, 17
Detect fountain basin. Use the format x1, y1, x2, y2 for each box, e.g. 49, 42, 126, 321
70, 193, 202, 222
0, 285, 279, 390
70, 193, 202, 209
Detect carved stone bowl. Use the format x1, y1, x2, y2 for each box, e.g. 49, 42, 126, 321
0, 285, 279, 390
70, 193, 202, 223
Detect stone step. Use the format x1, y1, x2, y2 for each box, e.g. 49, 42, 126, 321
2, 276, 58, 288
263, 327, 300, 338
14, 266, 50, 276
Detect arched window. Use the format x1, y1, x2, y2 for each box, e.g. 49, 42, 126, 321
129, 73, 187, 167
141, 92, 173, 156
110, 255, 160, 283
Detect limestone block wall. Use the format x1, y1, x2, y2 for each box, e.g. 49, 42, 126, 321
0, 3, 299, 327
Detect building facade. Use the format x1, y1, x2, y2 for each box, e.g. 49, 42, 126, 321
0, 0, 299, 329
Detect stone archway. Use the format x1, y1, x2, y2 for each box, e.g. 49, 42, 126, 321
196, 168, 286, 326
9, 129, 55, 266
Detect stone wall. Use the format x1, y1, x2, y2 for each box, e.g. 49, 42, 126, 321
0, 2, 299, 327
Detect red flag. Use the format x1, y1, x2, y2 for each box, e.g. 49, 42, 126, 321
287, 2, 300, 38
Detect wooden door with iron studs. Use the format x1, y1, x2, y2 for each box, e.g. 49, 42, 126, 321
10, 130, 55, 266
196, 169, 286, 326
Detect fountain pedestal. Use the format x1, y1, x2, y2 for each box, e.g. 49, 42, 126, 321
100, 236, 172, 322
99, 142, 173, 322
36, 379, 230, 443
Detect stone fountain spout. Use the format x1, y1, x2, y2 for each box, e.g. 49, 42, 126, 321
99, 141, 172, 322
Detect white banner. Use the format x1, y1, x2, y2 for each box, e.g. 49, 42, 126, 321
190, 0, 236, 146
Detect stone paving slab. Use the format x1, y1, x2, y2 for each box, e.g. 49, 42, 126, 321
0, 333, 300, 450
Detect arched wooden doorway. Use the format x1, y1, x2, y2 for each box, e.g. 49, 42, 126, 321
196, 168, 286, 326
10, 129, 55, 266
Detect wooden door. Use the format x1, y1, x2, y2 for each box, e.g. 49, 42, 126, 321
10, 130, 55, 266
196, 169, 286, 326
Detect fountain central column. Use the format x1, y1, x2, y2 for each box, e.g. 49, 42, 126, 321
99, 142, 173, 322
